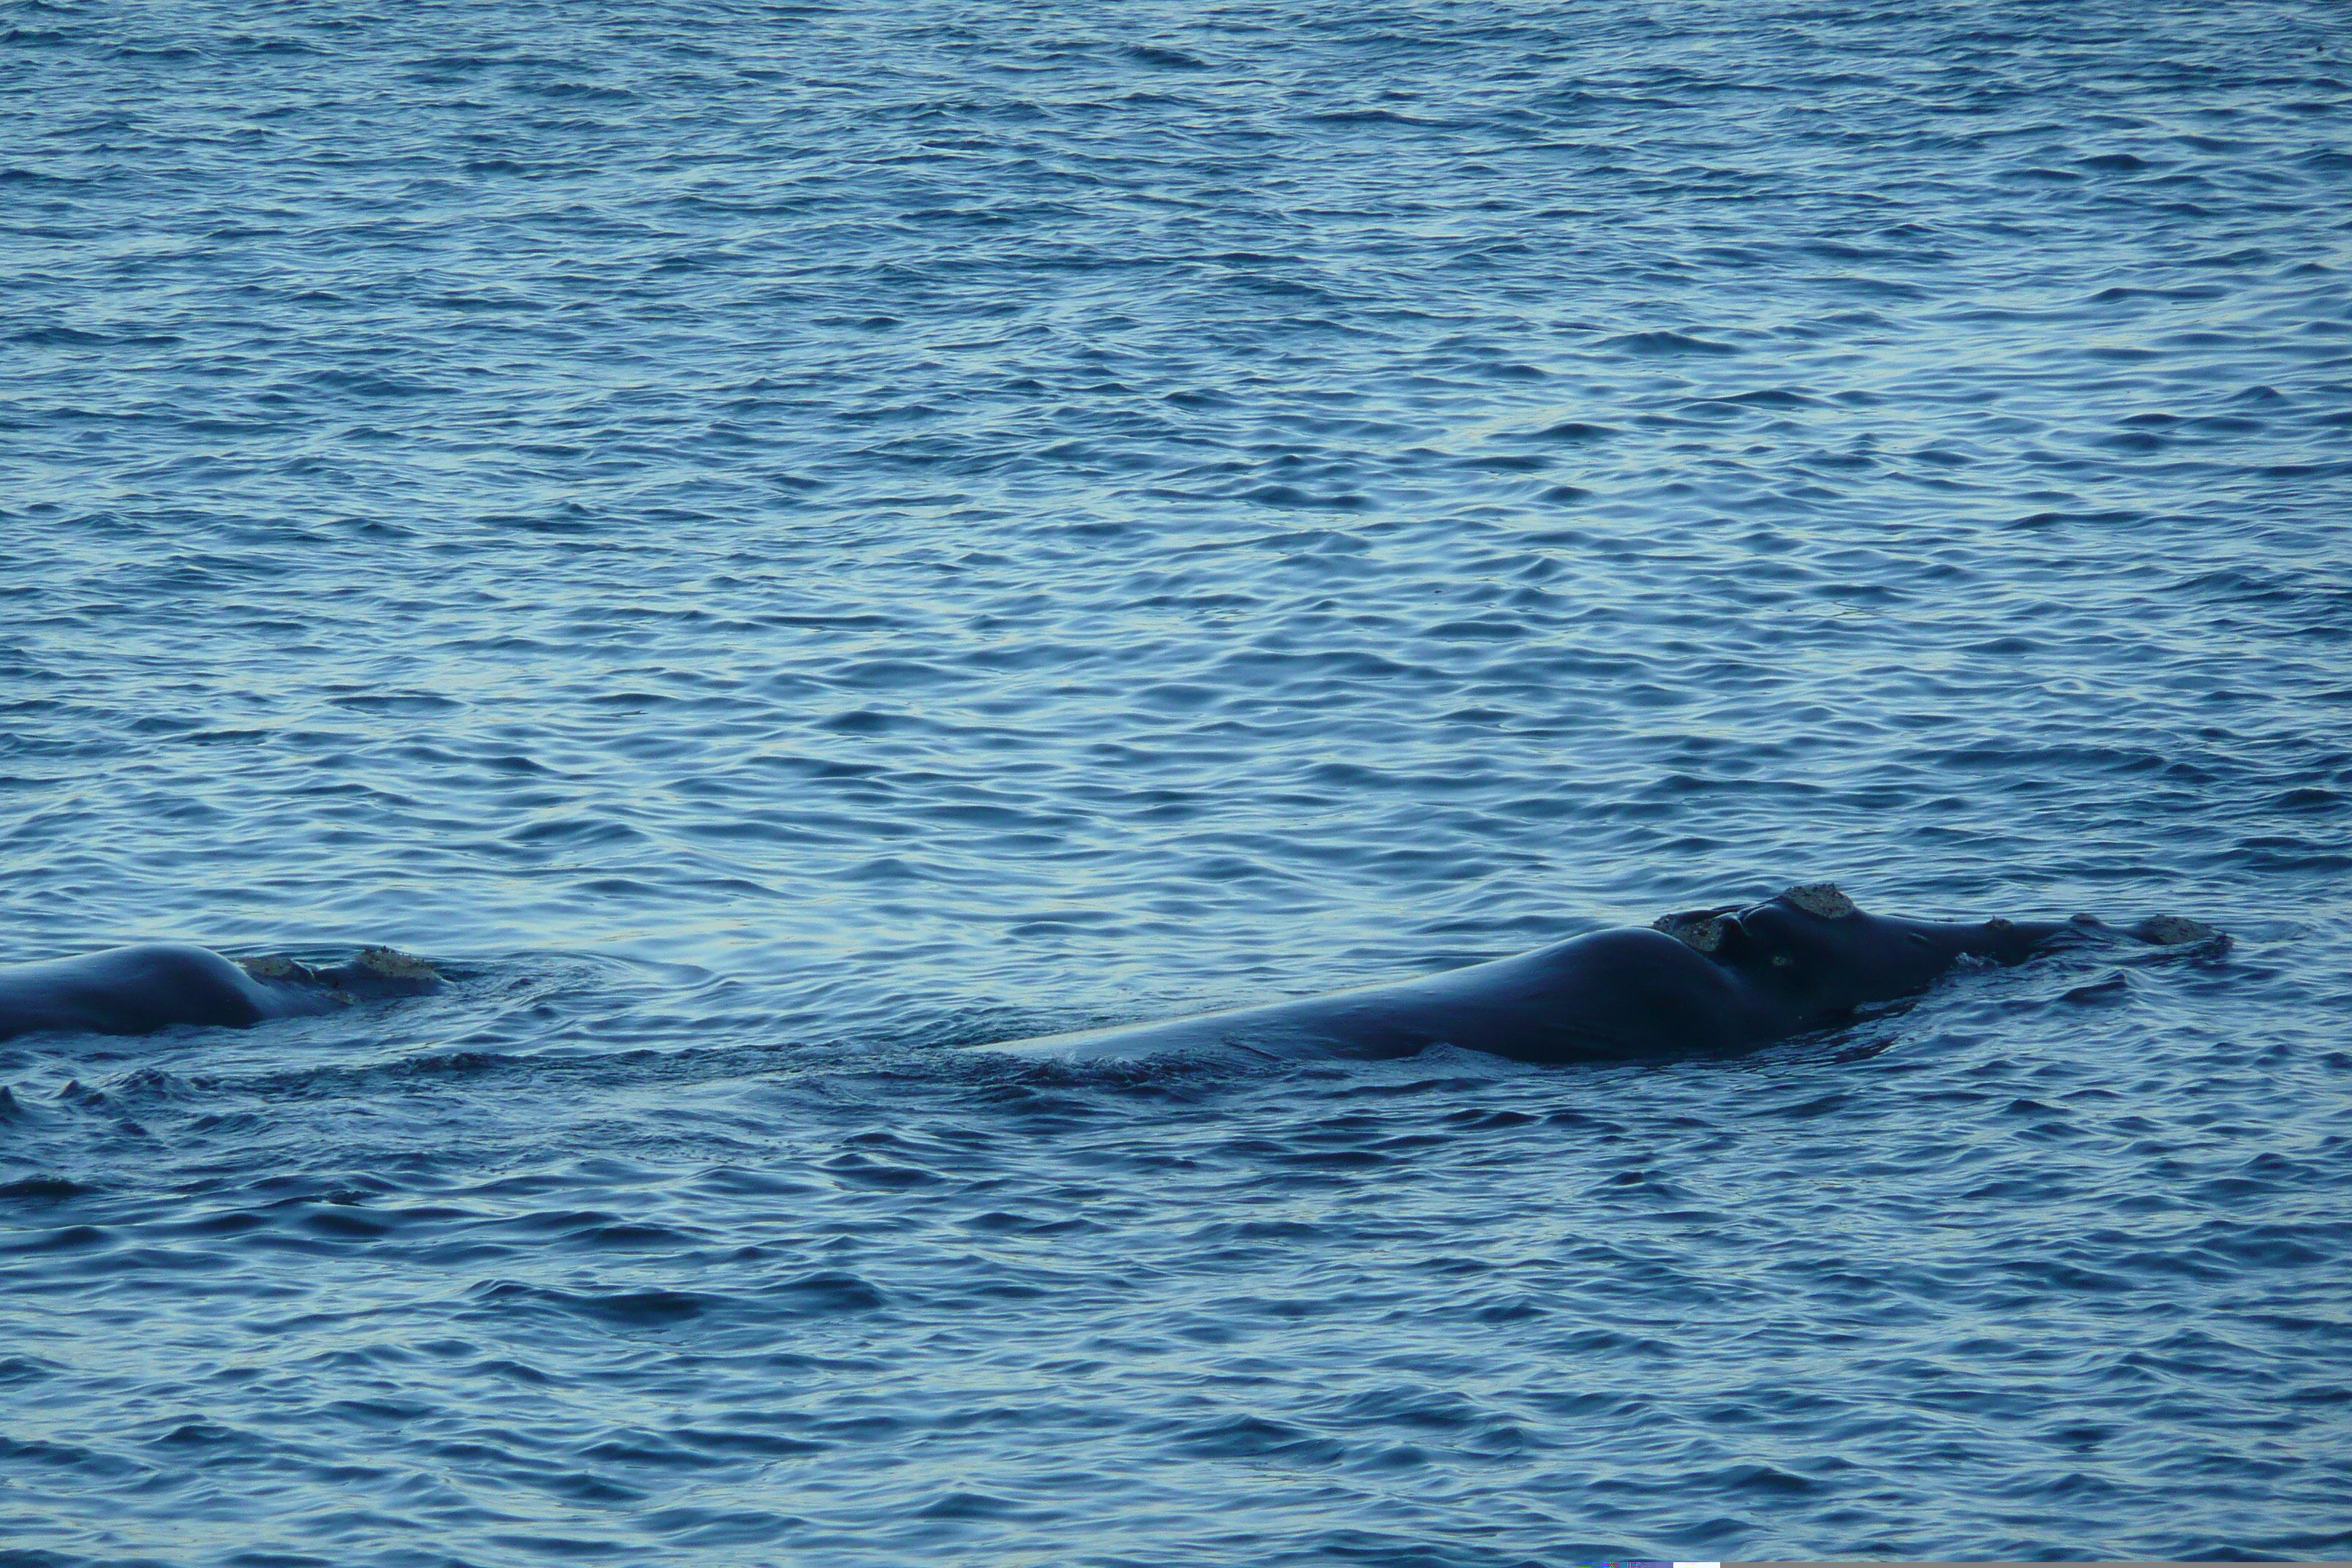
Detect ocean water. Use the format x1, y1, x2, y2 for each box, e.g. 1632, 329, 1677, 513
3, 0, 2350, 1559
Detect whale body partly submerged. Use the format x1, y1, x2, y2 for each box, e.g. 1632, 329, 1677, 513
0, 943, 442, 1044
0, 886, 2217, 1059
979, 884, 2220, 1066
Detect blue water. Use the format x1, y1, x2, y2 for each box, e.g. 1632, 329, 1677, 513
4, 0, 2350, 1559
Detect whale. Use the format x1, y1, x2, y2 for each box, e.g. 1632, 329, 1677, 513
979, 884, 2219, 1066
0, 943, 442, 1044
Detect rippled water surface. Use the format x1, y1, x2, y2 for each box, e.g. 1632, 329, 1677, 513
5, 0, 2351, 1560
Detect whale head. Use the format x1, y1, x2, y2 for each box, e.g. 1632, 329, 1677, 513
1654, 883, 2067, 1026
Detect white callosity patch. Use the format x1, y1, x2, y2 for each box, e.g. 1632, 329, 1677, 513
238, 947, 441, 996
356, 947, 440, 982
1652, 910, 1730, 953
1654, 883, 1858, 949
2135, 915, 2224, 947
1782, 883, 1858, 919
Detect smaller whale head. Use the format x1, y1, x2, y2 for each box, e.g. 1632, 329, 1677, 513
241, 948, 444, 1000
328, 948, 444, 998
1655, 883, 2063, 1025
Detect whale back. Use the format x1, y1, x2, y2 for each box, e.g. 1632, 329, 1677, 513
0, 944, 274, 1041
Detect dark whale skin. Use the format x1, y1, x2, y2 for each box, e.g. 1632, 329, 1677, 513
0, 943, 442, 1043
989, 927, 1760, 1066
980, 886, 2206, 1066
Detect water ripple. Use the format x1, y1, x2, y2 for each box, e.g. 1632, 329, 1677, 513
3, 0, 2350, 1561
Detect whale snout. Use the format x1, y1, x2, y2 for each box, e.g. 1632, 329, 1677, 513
1655, 885, 2097, 1028
344, 947, 445, 995
240, 946, 445, 1006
